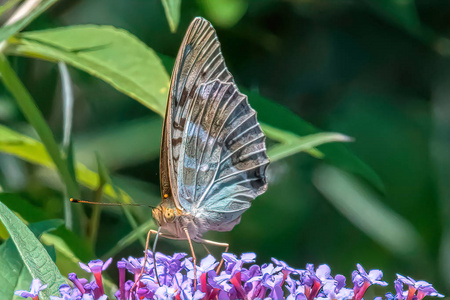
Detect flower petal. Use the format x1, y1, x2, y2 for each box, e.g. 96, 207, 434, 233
102, 257, 113, 271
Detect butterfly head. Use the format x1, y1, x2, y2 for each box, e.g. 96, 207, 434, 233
152, 200, 181, 225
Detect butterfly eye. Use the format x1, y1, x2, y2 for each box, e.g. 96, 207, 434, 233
164, 208, 175, 222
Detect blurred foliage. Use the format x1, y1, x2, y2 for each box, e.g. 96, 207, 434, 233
0, 0, 448, 298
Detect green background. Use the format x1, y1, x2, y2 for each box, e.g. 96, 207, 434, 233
0, 0, 448, 298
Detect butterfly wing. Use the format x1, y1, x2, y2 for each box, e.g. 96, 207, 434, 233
162, 17, 269, 234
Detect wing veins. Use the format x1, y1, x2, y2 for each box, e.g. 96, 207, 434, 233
195, 95, 255, 207
219, 133, 265, 165
214, 161, 269, 184
220, 110, 257, 149
208, 88, 243, 151
174, 30, 215, 122
192, 82, 224, 202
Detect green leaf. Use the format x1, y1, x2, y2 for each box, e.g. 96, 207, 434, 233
48, 226, 94, 262
7, 25, 170, 115
58, 62, 74, 150
0, 193, 52, 223
364, 0, 450, 56
0, 0, 20, 18
313, 165, 425, 260
0, 125, 148, 253
0, 124, 134, 204
0, 235, 33, 300
161, 0, 181, 33
0, 53, 82, 233
0, 202, 65, 299
364, 0, 421, 35
198, 0, 248, 28
263, 123, 352, 162
0, 0, 59, 43
75, 117, 161, 170
38, 231, 118, 295
0, 218, 61, 300
248, 90, 385, 192
94, 155, 147, 247
0, 53, 80, 201
102, 219, 154, 259
5, 25, 380, 188
0, 194, 94, 261
58, 61, 77, 231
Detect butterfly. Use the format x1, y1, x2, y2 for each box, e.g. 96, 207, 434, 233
138, 16, 269, 287
70, 16, 268, 290
152, 16, 269, 245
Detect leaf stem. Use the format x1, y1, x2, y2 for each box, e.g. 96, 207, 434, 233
88, 183, 105, 247
102, 219, 154, 259
0, 53, 83, 233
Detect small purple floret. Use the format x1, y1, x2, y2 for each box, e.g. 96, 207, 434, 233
14, 279, 47, 300
15, 253, 444, 300
396, 274, 444, 300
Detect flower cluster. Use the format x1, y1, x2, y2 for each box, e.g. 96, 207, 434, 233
15, 252, 444, 300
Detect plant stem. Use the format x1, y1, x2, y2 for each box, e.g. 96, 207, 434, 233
0, 53, 83, 234
89, 183, 105, 247
102, 219, 154, 259
120, 199, 146, 247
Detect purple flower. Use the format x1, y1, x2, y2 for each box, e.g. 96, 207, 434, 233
322, 274, 354, 300
123, 280, 134, 300
151, 252, 187, 286
286, 275, 306, 300
352, 264, 387, 300
179, 289, 205, 300
300, 264, 335, 300
79, 258, 113, 274
158, 252, 188, 275
176, 272, 206, 300
49, 283, 95, 300
68, 273, 87, 294
245, 263, 280, 299
242, 264, 261, 282
184, 254, 218, 280
391, 279, 405, 299
263, 272, 285, 300
396, 274, 444, 300
385, 292, 397, 300
83, 281, 100, 298
79, 258, 112, 295
15, 252, 444, 300
14, 279, 48, 300
222, 252, 256, 275
122, 256, 144, 281
116, 261, 127, 300
154, 285, 177, 299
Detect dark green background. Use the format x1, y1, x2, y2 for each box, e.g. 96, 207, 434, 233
0, 0, 448, 296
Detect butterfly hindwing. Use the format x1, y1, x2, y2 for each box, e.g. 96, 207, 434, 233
162, 17, 269, 235
179, 80, 269, 232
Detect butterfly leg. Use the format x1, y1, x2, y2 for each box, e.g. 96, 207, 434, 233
183, 227, 197, 288
202, 243, 212, 255
131, 228, 164, 293
198, 238, 229, 273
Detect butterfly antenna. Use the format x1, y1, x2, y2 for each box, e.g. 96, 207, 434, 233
70, 198, 155, 209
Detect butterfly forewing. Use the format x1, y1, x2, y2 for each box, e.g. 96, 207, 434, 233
161, 17, 269, 235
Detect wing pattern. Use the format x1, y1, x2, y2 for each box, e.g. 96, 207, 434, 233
179, 80, 269, 233
163, 17, 269, 235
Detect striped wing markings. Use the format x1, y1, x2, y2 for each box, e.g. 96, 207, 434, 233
177, 80, 268, 227
162, 17, 269, 232
167, 17, 236, 196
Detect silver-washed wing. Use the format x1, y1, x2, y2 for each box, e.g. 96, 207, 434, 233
164, 17, 269, 235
